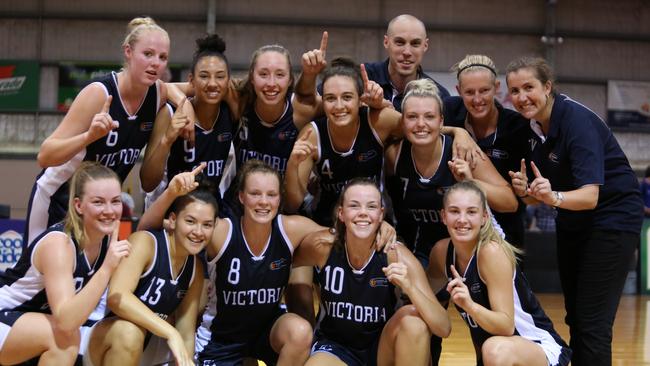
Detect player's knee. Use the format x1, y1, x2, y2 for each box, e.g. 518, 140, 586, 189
52, 326, 81, 350
287, 316, 313, 349
109, 321, 145, 355
398, 314, 429, 341
481, 337, 514, 366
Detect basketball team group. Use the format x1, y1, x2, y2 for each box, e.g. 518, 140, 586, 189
0, 12, 643, 366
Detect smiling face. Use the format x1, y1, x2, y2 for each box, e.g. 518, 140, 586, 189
322, 75, 361, 128
457, 69, 499, 122
190, 56, 229, 105
74, 178, 123, 237
384, 17, 428, 79
402, 95, 443, 146
124, 29, 170, 86
239, 172, 281, 225
441, 188, 488, 245
338, 184, 384, 241
252, 51, 292, 106
506, 67, 552, 121
168, 200, 216, 255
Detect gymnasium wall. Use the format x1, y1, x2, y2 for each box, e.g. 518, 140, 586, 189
1, 0, 649, 218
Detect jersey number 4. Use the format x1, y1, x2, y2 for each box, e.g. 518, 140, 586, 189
321, 159, 334, 179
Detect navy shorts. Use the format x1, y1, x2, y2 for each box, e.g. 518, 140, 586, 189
197, 312, 281, 366
310, 331, 379, 366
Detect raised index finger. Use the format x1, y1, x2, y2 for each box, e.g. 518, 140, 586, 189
519, 158, 527, 175
102, 95, 113, 114
111, 220, 120, 243
191, 162, 206, 176
449, 264, 462, 280
319, 31, 328, 55
177, 97, 186, 110
530, 161, 543, 178
360, 64, 370, 91
299, 127, 312, 141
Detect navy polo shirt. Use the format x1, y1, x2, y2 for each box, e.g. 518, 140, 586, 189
443, 96, 530, 180
529, 94, 642, 233
363, 59, 450, 112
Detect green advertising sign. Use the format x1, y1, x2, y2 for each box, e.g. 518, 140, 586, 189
0, 60, 40, 111
642, 219, 650, 294
58, 63, 183, 112
58, 63, 119, 112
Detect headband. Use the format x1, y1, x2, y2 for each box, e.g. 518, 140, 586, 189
456, 63, 497, 79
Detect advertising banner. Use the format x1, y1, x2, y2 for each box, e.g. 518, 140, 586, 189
0, 61, 40, 111
607, 80, 650, 130
642, 219, 650, 294
58, 63, 183, 112
0, 219, 25, 271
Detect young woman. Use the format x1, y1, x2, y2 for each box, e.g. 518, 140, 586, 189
141, 33, 236, 214
429, 181, 571, 366
138, 159, 326, 366
293, 178, 450, 366
25, 17, 170, 246
285, 57, 402, 226
288, 53, 483, 227
506, 56, 643, 366
444, 55, 530, 248
168, 41, 319, 178
84, 167, 216, 366
385, 78, 517, 267
0, 162, 130, 365
234, 44, 319, 176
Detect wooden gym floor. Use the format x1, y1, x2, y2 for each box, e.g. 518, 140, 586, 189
439, 294, 650, 365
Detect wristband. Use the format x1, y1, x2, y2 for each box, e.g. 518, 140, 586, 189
552, 191, 564, 207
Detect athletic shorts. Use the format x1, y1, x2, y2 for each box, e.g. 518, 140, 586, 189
310, 330, 379, 366
197, 312, 282, 366
0, 310, 24, 350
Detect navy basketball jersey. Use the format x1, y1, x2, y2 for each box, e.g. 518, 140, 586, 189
24, 71, 160, 246
206, 215, 293, 343
131, 229, 196, 321
0, 223, 109, 313
444, 243, 571, 365
235, 96, 298, 175
387, 136, 455, 262
316, 246, 397, 350
312, 107, 384, 226
167, 101, 236, 198
444, 97, 529, 247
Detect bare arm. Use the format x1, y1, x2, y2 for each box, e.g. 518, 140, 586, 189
440, 126, 486, 167
38, 84, 115, 167
137, 164, 205, 231
284, 126, 318, 213
293, 32, 328, 128
427, 238, 451, 294
294, 32, 327, 111
165, 82, 196, 147
470, 158, 518, 213
140, 104, 180, 192
448, 242, 516, 336
174, 260, 205, 363
107, 231, 193, 365
528, 161, 599, 210
287, 225, 332, 326
39, 228, 130, 332
369, 106, 403, 143
385, 244, 451, 338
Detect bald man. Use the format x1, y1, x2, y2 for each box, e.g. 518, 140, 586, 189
364, 14, 450, 111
